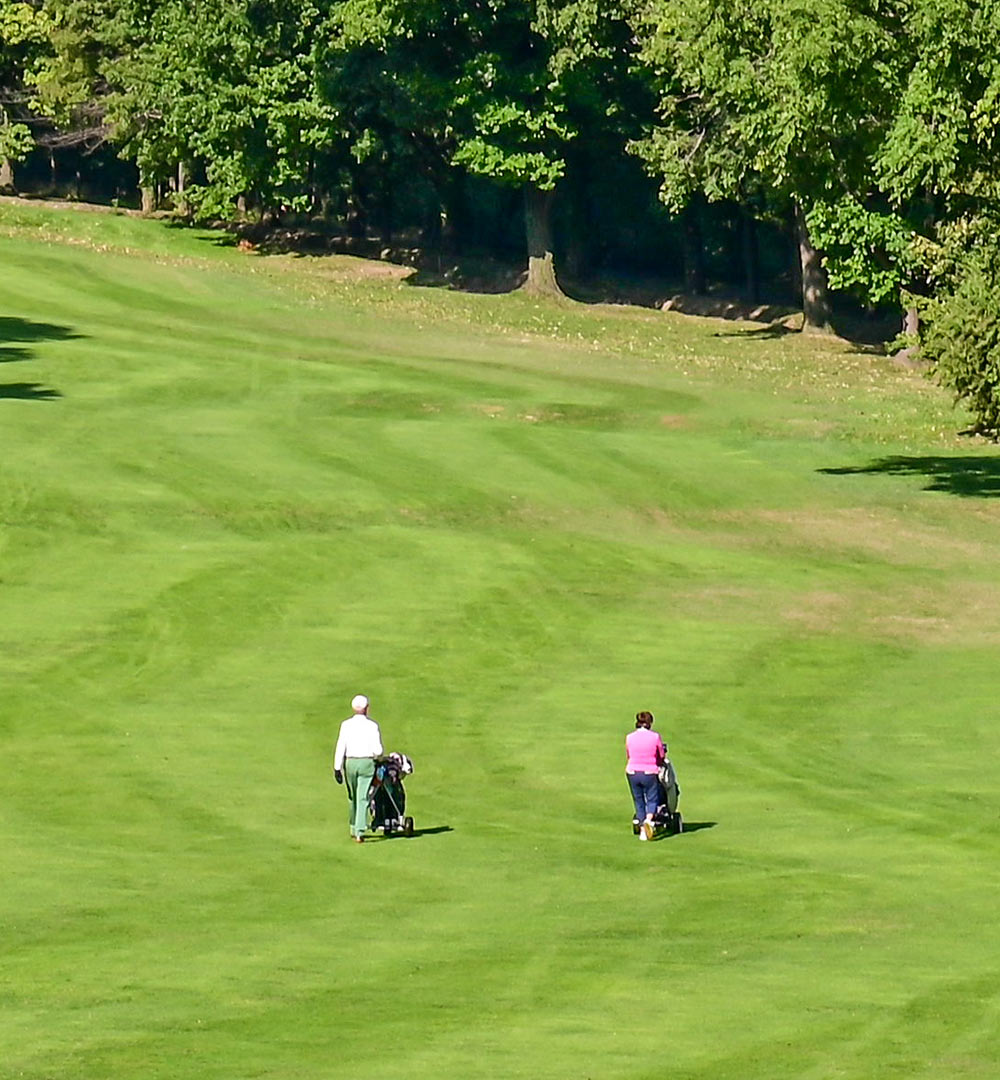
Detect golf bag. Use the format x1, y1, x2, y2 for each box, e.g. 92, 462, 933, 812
653, 757, 682, 833
369, 752, 414, 836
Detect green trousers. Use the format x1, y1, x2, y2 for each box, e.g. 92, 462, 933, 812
344, 757, 376, 837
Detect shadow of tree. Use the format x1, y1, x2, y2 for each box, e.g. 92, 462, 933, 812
0, 382, 62, 400
819, 456, 1000, 497
713, 309, 898, 346
0, 315, 81, 398
713, 323, 794, 340
0, 316, 80, 344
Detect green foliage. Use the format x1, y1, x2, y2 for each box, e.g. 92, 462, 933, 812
0, 115, 31, 157
28, 0, 126, 125
325, 0, 642, 193
126, 0, 337, 214
450, 71, 575, 190
632, 1, 907, 221
33, 0, 338, 216
0, 0, 52, 163
917, 219, 1000, 436
868, 2, 1000, 430
0, 0, 49, 48
631, 0, 1000, 370
328, 0, 553, 190
876, 0, 1000, 208
806, 197, 920, 307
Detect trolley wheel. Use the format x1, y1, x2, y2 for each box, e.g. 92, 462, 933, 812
674, 814, 683, 834
632, 821, 641, 835
403, 817, 414, 837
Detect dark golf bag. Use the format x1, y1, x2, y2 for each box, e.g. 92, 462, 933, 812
370, 752, 414, 836
653, 757, 682, 833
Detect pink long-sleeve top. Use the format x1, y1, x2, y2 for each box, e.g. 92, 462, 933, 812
625, 728, 665, 774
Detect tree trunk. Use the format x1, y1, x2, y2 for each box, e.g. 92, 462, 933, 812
522, 183, 563, 296
795, 201, 832, 331
741, 206, 760, 303
683, 197, 706, 295
903, 305, 919, 337
345, 190, 366, 239
442, 171, 470, 255
174, 161, 190, 215
422, 203, 443, 258
0, 157, 13, 193
561, 152, 592, 282
892, 305, 923, 367
562, 228, 585, 282
379, 183, 394, 248
140, 184, 157, 215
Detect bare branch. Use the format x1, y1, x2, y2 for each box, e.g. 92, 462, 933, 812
684, 128, 706, 164
37, 126, 113, 151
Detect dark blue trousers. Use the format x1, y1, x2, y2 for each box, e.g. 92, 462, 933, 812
628, 771, 659, 820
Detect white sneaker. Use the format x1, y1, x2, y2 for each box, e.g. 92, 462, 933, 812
638, 825, 649, 841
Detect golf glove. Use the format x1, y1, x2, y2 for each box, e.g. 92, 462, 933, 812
334, 770, 343, 785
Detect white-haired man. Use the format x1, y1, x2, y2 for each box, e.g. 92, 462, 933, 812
333, 694, 383, 843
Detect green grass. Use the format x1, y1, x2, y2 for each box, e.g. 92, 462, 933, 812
3, 200, 1000, 1080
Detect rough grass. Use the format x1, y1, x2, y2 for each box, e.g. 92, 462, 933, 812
2, 201, 1000, 1080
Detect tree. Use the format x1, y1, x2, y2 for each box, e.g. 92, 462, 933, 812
631, 0, 909, 329
324, 0, 646, 294
876, 0, 1000, 430
915, 225, 1000, 435
316, 1, 464, 245
33, 0, 339, 217
0, 0, 51, 190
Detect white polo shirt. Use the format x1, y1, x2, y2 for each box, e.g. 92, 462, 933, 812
334, 713, 383, 770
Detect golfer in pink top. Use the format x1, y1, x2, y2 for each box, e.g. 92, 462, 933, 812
626, 710, 665, 841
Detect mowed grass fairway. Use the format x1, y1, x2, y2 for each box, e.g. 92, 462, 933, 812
3, 202, 1000, 1080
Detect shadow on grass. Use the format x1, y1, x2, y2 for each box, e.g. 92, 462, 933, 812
652, 821, 717, 841
0, 315, 81, 345
713, 309, 898, 346
167, 219, 898, 343
0, 381, 62, 400
379, 825, 453, 840
0, 316, 81, 399
714, 323, 794, 340
819, 456, 1000, 497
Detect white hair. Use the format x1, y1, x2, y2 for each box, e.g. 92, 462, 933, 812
351, 694, 369, 712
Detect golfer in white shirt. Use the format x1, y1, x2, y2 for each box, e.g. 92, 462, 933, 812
333, 694, 383, 843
